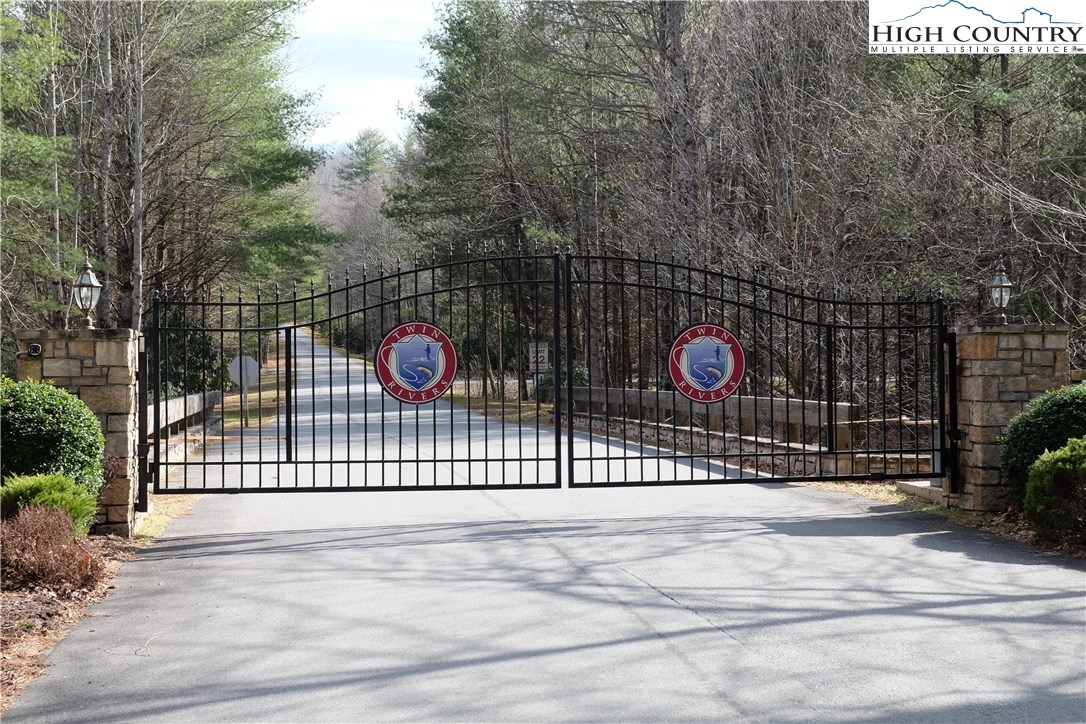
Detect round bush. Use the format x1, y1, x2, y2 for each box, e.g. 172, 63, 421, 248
536, 361, 589, 403
1023, 437, 1086, 540
1, 473, 99, 535
1000, 383, 1086, 505
0, 376, 105, 495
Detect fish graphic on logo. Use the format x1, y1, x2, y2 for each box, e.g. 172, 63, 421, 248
681, 336, 733, 392
391, 336, 442, 390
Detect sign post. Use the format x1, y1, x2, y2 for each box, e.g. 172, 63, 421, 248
228, 354, 260, 427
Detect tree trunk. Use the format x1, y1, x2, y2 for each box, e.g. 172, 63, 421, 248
130, 0, 145, 331
96, 1, 115, 327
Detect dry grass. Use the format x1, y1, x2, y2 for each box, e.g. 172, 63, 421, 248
0, 494, 202, 713
219, 352, 287, 430
445, 382, 554, 427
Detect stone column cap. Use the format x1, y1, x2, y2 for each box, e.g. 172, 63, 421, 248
954, 323, 1071, 334
16, 328, 139, 341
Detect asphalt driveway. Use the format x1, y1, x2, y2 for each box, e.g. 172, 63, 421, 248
5, 483, 1085, 722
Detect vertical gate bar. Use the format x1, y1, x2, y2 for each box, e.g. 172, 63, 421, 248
799, 287, 808, 472
863, 298, 872, 473
446, 258, 455, 486
309, 281, 315, 486
285, 327, 293, 463
431, 254, 438, 487
917, 298, 926, 469
637, 257, 646, 484
768, 282, 777, 478
257, 286, 264, 472
396, 263, 404, 484
482, 252, 490, 486
846, 297, 856, 476
499, 253, 507, 484
753, 277, 764, 476
585, 253, 594, 483
721, 269, 731, 475
515, 251, 523, 485
274, 285, 282, 484
895, 297, 904, 463
326, 276, 333, 480
653, 251, 661, 483
379, 268, 387, 486
783, 283, 792, 478
814, 295, 823, 477
880, 298, 889, 473
151, 292, 162, 493
410, 260, 419, 486
929, 297, 938, 473
552, 249, 563, 488
703, 263, 712, 477
465, 258, 473, 484
215, 286, 225, 486
687, 262, 695, 479
411, 260, 420, 486
669, 253, 678, 467
345, 271, 352, 488
601, 253, 611, 480
237, 285, 245, 484
620, 255, 630, 482
826, 314, 837, 458
565, 249, 575, 487
362, 266, 371, 485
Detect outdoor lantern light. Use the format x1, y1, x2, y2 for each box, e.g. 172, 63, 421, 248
989, 261, 1012, 325
72, 259, 102, 329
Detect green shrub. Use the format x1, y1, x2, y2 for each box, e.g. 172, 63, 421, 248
1000, 383, 1086, 505
536, 361, 589, 402
1023, 437, 1086, 540
0, 376, 105, 494
1, 473, 99, 535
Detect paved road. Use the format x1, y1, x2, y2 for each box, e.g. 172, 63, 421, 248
8, 332, 1085, 722
9, 487, 1086, 721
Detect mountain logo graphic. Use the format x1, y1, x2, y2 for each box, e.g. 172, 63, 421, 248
882, 1, 1077, 25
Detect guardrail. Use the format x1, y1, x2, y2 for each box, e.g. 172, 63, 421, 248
562, 386, 937, 476
145, 391, 222, 439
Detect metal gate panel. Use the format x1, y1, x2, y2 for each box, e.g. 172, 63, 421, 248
563, 253, 951, 487
148, 251, 563, 492
144, 250, 954, 492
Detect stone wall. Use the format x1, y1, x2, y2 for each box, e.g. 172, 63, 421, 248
15, 329, 140, 536
952, 324, 1071, 511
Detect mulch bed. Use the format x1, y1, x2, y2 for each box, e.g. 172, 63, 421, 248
1, 535, 142, 713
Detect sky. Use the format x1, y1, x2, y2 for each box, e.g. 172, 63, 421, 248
282, 0, 444, 149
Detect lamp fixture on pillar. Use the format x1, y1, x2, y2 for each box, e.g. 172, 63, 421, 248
989, 261, 1012, 325
72, 259, 102, 329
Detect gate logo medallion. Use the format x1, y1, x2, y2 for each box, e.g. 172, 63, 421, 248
668, 324, 746, 402
376, 322, 458, 404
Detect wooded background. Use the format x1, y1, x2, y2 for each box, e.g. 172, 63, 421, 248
4, 0, 1084, 370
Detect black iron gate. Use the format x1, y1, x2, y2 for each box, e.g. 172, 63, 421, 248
140, 250, 957, 496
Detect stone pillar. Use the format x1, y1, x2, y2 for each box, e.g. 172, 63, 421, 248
15, 329, 141, 536
952, 324, 1071, 511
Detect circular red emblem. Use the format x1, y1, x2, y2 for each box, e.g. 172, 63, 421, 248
668, 324, 746, 402
375, 322, 458, 404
